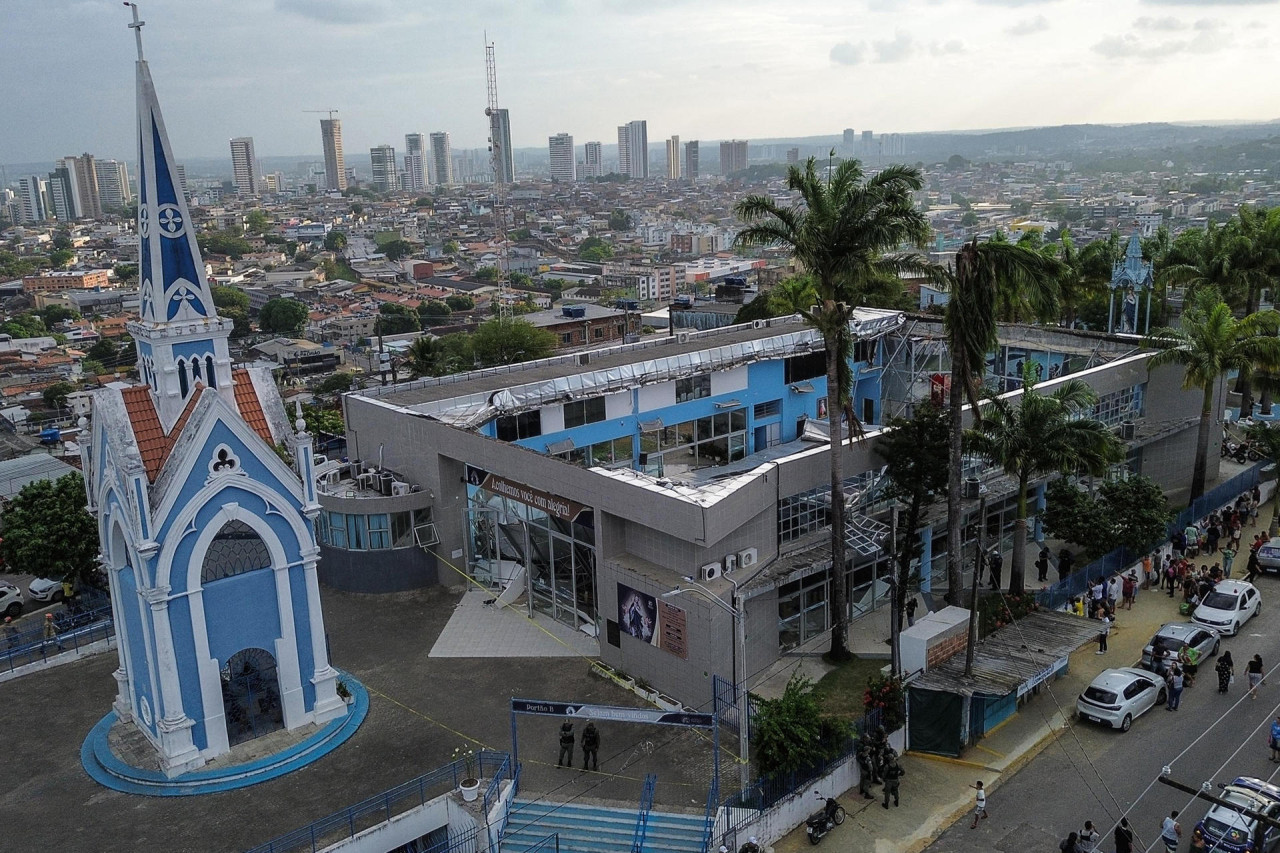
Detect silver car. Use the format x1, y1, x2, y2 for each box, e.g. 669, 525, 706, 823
1258, 538, 1280, 573
1141, 622, 1220, 671
1076, 667, 1166, 732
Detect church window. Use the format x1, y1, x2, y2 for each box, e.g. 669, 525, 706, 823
178, 359, 189, 397
206, 356, 216, 387
201, 519, 272, 584
191, 357, 202, 381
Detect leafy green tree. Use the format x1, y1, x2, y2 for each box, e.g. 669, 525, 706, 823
211, 285, 250, 313
418, 300, 453, 325
0, 251, 39, 279
876, 400, 949, 629
471, 317, 555, 366
380, 239, 414, 261
81, 358, 107, 376
51, 233, 73, 251
245, 209, 270, 234
509, 228, 532, 241
443, 239, 460, 255
608, 209, 633, 231
579, 236, 614, 262
508, 271, 532, 287
1147, 289, 1280, 498
966, 376, 1124, 592
1, 313, 47, 339
43, 381, 76, 410
414, 196, 432, 208
1052, 229, 1115, 329
222, 307, 252, 338
735, 156, 934, 658
297, 403, 344, 436
39, 305, 79, 327
1245, 422, 1280, 536
313, 373, 354, 395
323, 230, 348, 252
86, 339, 117, 364
48, 249, 74, 269
0, 473, 99, 586
444, 294, 474, 312
1045, 475, 1172, 559
475, 266, 501, 282
960, 211, 979, 228
198, 230, 252, 259
750, 674, 846, 777
406, 335, 462, 378
936, 238, 1063, 601
1043, 479, 1105, 556
113, 263, 138, 285
350, 202, 364, 217
377, 302, 420, 335
258, 298, 309, 335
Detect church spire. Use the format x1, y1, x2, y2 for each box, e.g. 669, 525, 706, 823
125, 5, 235, 430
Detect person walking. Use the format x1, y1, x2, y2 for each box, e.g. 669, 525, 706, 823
1221, 545, 1237, 578
1166, 666, 1185, 711
1114, 817, 1135, 853
557, 721, 575, 767
855, 743, 876, 800
3, 616, 18, 649
1096, 611, 1111, 655
41, 613, 62, 652
1270, 716, 1280, 763
1058, 548, 1074, 582
905, 597, 918, 628
1037, 547, 1051, 583
988, 548, 1003, 590
1217, 651, 1235, 693
1122, 572, 1137, 610
1106, 575, 1122, 612
881, 754, 904, 809
1078, 820, 1100, 852
1248, 654, 1265, 699
581, 721, 599, 770
1160, 810, 1182, 852
969, 780, 988, 828
1246, 549, 1262, 583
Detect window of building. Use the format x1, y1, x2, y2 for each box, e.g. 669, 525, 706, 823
496, 410, 542, 441
318, 508, 432, 551
564, 396, 606, 429
642, 408, 747, 477
555, 435, 634, 468
201, 520, 272, 584
784, 351, 826, 385
1082, 383, 1145, 427
853, 338, 878, 365
561, 333, 572, 345
754, 399, 782, 418
594, 327, 604, 339
675, 373, 711, 403
368, 513, 390, 549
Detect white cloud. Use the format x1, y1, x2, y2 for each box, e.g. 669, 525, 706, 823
930, 38, 967, 55
874, 31, 916, 62
830, 41, 866, 65
1133, 15, 1187, 29
1005, 15, 1051, 35
1092, 21, 1233, 58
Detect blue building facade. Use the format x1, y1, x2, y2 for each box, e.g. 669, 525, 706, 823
83, 34, 343, 776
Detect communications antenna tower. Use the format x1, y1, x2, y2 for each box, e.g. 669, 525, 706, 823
484, 34, 510, 313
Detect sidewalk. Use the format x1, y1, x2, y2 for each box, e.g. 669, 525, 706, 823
771, 492, 1274, 853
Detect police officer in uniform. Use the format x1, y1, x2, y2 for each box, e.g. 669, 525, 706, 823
882, 752, 905, 808
557, 721, 575, 767
581, 721, 600, 770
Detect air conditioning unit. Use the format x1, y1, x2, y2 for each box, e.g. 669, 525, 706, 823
752, 319, 766, 330
738, 547, 759, 569
963, 477, 981, 499
677, 332, 691, 344
699, 561, 721, 582
1119, 420, 1136, 440
576, 352, 591, 366
723, 553, 738, 574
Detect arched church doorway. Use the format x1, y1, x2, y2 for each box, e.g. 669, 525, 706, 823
220, 647, 284, 746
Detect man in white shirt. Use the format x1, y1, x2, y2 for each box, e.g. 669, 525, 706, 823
1161, 810, 1181, 852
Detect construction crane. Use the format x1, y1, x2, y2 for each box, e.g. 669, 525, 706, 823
484, 34, 509, 312
303, 109, 340, 120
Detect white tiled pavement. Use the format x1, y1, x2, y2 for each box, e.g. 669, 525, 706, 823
428, 588, 599, 658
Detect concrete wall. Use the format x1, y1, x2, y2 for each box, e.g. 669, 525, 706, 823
317, 543, 438, 592
320, 794, 479, 853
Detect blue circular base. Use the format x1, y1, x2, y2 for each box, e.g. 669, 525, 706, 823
81, 671, 369, 796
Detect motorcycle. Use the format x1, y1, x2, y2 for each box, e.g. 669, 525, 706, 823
805, 790, 846, 845
1222, 437, 1252, 464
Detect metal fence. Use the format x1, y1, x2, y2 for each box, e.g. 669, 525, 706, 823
246, 749, 510, 853
1036, 462, 1266, 612
0, 603, 115, 674
522, 833, 561, 852
630, 773, 657, 853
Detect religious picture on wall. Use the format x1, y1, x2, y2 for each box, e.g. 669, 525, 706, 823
817, 397, 828, 420
618, 583, 658, 644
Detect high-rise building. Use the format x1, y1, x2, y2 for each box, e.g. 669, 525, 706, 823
720, 139, 748, 175
370, 144, 398, 192
404, 133, 426, 191
47, 165, 78, 221
666, 135, 681, 180
861, 130, 873, 149
321, 118, 347, 191
548, 133, 575, 183
229, 136, 258, 196
786, 147, 800, 165
429, 132, 454, 186
685, 140, 699, 181
17, 176, 47, 223
63, 154, 101, 219
843, 128, 856, 147
616, 120, 648, 179
175, 164, 190, 201
488, 108, 514, 184
582, 141, 603, 178
94, 159, 131, 210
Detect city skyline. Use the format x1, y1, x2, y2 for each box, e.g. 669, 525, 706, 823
2, 0, 1277, 166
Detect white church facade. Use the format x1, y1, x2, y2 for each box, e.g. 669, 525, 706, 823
82, 16, 345, 777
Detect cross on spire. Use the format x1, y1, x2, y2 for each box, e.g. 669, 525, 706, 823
124, 2, 145, 61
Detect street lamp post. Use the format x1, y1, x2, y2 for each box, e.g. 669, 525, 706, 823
663, 578, 750, 792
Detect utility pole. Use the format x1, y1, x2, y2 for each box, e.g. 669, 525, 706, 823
483, 34, 510, 318
888, 504, 900, 677
964, 496, 986, 677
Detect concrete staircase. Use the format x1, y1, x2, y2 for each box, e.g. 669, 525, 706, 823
501, 798, 706, 853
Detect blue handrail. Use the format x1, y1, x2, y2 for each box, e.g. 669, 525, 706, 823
631, 773, 657, 853
699, 775, 719, 853
0, 603, 115, 673
524, 831, 561, 853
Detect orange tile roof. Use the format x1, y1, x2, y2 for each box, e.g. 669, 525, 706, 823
231, 369, 274, 445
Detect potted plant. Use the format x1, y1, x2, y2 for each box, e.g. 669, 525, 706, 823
454, 745, 480, 802
336, 680, 352, 705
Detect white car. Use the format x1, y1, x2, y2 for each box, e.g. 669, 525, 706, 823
1193, 579, 1261, 636
0, 582, 23, 618
1076, 667, 1166, 732
27, 577, 65, 603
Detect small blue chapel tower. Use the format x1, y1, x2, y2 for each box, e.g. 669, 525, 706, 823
82, 9, 344, 777
1107, 230, 1155, 335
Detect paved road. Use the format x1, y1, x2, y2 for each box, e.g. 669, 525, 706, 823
927, 577, 1280, 853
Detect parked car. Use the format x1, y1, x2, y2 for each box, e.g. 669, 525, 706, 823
1141, 623, 1220, 671
1196, 777, 1280, 853
27, 577, 65, 603
0, 582, 24, 618
1193, 580, 1262, 637
1076, 667, 1166, 732
1258, 538, 1280, 573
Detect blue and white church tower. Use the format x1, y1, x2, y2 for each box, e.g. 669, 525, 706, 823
81, 9, 344, 777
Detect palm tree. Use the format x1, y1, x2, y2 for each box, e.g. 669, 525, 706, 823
1146, 289, 1280, 499
966, 377, 1124, 593
735, 156, 933, 661
936, 239, 1064, 603
405, 335, 456, 379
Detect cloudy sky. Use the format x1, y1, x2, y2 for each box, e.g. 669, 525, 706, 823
2, 0, 1276, 166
